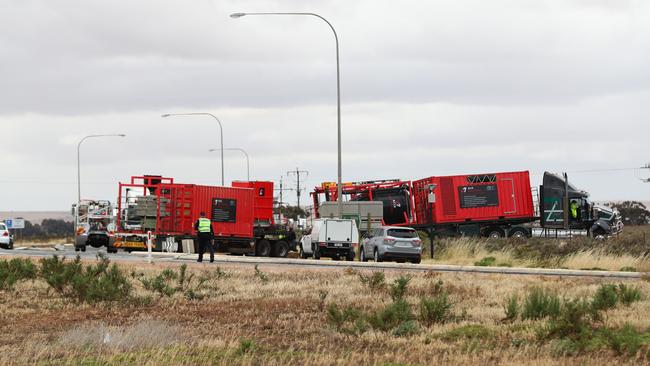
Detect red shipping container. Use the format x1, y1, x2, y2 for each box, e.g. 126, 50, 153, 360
117, 176, 255, 240
232, 181, 275, 226
412, 171, 535, 226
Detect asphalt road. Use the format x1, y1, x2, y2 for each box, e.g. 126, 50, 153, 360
0, 245, 642, 280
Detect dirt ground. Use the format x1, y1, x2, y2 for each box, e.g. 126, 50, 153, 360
1, 259, 649, 365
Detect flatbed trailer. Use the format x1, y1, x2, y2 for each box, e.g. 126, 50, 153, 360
111, 175, 293, 257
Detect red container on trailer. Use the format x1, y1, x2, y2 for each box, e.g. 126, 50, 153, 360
116, 176, 255, 240
412, 171, 535, 225
232, 181, 275, 226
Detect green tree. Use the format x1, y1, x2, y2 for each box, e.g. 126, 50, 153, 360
608, 201, 650, 225
274, 205, 307, 220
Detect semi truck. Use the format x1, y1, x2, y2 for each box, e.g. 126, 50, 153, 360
311, 171, 622, 239
110, 175, 294, 257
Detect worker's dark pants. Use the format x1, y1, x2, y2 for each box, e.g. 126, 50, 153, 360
197, 234, 214, 262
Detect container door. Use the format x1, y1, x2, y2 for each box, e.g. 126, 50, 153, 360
501, 178, 516, 214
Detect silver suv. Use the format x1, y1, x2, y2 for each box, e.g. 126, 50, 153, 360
360, 226, 422, 264
0, 222, 14, 249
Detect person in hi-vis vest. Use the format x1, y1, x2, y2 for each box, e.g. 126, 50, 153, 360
194, 211, 214, 263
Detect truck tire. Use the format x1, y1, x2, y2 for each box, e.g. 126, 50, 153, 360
486, 228, 504, 239
360, 247, 368, 262
411, 257, 421, 264
509, 228, 528, 239
255, 239, 271, 257
345, 249, 355, 261
272, 241, 289, 258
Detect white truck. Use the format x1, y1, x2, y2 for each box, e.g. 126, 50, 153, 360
72, 200, 116, 252
299, 218, 359, 261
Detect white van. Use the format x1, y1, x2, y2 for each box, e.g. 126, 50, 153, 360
299, 218, 358, 261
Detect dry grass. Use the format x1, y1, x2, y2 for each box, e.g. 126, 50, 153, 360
1, 258, 650, 365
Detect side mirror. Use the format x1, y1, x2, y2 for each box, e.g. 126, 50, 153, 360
428, 192, 436, 203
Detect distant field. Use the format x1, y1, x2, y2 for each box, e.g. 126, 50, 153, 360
0, 211, 72, 224
0, 257, 649, 365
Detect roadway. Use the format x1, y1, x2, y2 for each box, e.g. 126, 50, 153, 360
0, 245, 642, 280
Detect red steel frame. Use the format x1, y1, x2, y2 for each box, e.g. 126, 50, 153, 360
116, 175, 194, 237
311, 179, 417, 226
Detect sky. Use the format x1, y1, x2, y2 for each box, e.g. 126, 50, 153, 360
1, 0, 649, 211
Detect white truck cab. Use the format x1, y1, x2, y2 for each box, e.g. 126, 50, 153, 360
299, 218, 358, 261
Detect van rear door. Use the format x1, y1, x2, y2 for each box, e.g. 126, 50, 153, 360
324, 219, 353, 246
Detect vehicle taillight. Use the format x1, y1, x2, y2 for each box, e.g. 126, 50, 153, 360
2, 232, 8, 237
413, 239, 422, 247
383, 238, 395, 245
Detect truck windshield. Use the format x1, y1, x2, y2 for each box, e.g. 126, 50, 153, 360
387, 229, 418, 238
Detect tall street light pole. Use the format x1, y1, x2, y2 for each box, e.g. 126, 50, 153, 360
77, 134, 126, 204
211, 148, 250, 181
162, 112, 225, 186
230, 12, 343, 218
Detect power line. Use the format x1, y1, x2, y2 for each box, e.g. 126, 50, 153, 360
274, 176, 293, 208
287, 167, 309, 208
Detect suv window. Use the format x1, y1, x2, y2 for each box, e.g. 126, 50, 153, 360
387, 228, 418, 239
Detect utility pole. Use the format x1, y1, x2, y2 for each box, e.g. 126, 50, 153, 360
274, 176, 294, 208
287, 168, 309, 208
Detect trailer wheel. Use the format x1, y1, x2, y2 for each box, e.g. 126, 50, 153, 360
509, 228, 528, 239
255, 240, 271, 257
272, 241, 289, 258
593, 228, 607, 241
345, 249, 355, 262
486, 228, 504, 239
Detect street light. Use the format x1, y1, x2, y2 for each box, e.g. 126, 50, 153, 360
162, 112, 225, 185
211, 148, 250, 181
77, 134, 126, 203
230, 11, 343, 217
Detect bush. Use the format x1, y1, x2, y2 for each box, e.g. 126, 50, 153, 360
591, 284, 618, 312
367, 300, 414, 331
392, 320, 419, 337
504, 294, 519, 321
474, 256, 496, 267
389, 275, 411, 302
543, 298, 595, 339
521, 287, 561, 320
358, 272, 386, 292
442, 325, 492, 341
326, 303, 368, 335
420, 294, 453, 325
617, 284, 642, 305
40, 254, 132, 303
0, 258, 38, 290
137, 268, 178, 298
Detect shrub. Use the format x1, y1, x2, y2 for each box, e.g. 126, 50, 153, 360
367, 300, 414, 331
234, 338, 257, 356
521, 287, 561, 320
420, 294, 453, 325
40, 254, 132, 303
254, 265, 268, 283
605, 324, 644, 356
137, 269, 178, 298
389, 275, 411, 302
442, 325, 492, 341
358, 271, 386, 292
616, 284, 642, 305
326, 303, 368, 335
591, 284, 619, 312
474, 257, 496, 267
543, 298, 594, 339
504, 293, 519, 321
619, 266, 636, 272
0, 258, 38, 290
392, 320, 419, 337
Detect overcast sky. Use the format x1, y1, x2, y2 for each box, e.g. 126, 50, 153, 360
1, 0, 649, 211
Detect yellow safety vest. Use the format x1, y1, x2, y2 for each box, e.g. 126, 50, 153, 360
570, 204, 578, 218
198, 218, 212, 233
